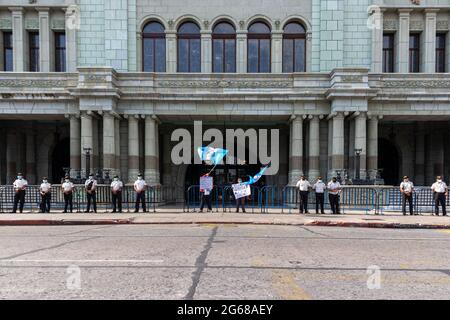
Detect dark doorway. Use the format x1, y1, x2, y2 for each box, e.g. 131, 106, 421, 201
378, 138, 400, 185
51, 137, 70, 183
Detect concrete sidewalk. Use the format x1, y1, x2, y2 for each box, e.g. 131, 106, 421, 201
0, 211, 449, 229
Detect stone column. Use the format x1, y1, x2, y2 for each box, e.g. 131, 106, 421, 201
271, 31, 283, 73
354, 112, 367, 179
65, 7, 78, 72
115, 117, 121, 178
289, 116, 303, 184
69, 115, 81, 179
348, 118, 355, 178
80, 112, 93, 177
102, 112, 117, 176
10, 7, 26, 71
145, 115, 159, 185
397, 9, 412, 73
367, 115, 380, 180
414, 123, 425, 185
308, 115, 320, 181
236, 31, 247, 73
37, 7, 51, 72
330, 113, 345, 178
127, 115, 140, 182
423, 9, 438, 73
25, 131, 36, 184
371, 8, 384, 73
166, 31, 177, 73
306, 32, 312, 72
6, 130, 17, 183
201, 31, 212, 73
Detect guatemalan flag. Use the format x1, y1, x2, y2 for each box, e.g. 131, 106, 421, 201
197, 147, 229, 165
244, 166, 269, 185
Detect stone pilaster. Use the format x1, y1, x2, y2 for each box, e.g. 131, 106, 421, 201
423, 9, 439, 73
371, 8, 384, 73
144, 115, 159, 185
115, 117, 121, 178
127, 115, 140, 182
308, 115, 320, 181
271, 31, 283, 73
65, 7, 78, 72
9, 7, 26, 71
201, 31, 212, 73
80, 112, 94, 177
166, 31, 177, 73
354, 112, 367, 179
68, 114, 81, 179
397, 9, 412, 73
236, 30, 247, 73
37, 7, 51, 72
289, 115, 304, 184
329, 112, 345, 178
102, 112, 117, 177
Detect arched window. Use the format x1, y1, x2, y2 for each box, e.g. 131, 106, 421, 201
212, 22, 236, 73
142, 21, 166, 72
177, 22, 201, 72
247, 21, 271, 73
283, 22, 306, 72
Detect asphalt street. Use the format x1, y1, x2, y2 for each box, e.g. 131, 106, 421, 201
0, 224, 448, 300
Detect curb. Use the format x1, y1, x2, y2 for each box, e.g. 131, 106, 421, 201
0, 219, 449, 229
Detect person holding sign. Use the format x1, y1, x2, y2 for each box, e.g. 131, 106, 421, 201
234, 178, 248, 213
199, 173, 213, 213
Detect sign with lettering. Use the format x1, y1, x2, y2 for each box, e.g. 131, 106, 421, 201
232, 183, 251, 199
200, 176, 213, 191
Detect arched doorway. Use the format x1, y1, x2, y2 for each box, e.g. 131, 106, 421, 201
51, 138, 70, 183
378, 138, 400, 185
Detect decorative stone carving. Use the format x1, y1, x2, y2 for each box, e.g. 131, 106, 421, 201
275, 20, 280, 30
25, 19, 39, 30
383, 20, 397, 31
0, 19, 12, 30
83, 75, 108, 83
168, 19, 174, 29
409, 20, 424, 31
239, 20, 245, 29
156, 80, 292, 88
0, 79, 67, 87
203, 20, 209, 29
411, 0, 420, 5
51, 19, 66, 30
437, 20, 449, 31
341, 76, 363, 83
383, 80, 450, 88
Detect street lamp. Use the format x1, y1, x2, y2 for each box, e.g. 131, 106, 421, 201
83, 147, 92, 180
355, 148, 363, 180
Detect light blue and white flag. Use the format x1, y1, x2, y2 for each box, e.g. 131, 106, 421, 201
244, 166, 269, 185
197, 147, 229, 165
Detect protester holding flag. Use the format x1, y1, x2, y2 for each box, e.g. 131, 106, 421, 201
199, 173, 213, 213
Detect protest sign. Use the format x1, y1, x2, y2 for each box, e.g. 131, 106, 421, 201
232, 183, 251, 199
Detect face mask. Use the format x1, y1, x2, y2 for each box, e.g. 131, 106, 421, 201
65, 179, 70, 183
332, 179, 337, 183
438, 179, 442, 183
43, 180, 48, 183
89, 176, 93, 180
17, 176, 22, 180
138, 177, 142, 180
238, 180, 242, 183
114, 178, 118, 181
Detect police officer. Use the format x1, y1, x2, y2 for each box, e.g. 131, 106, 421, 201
84, 173, 98, 213
111, 175, 123, 213
296, 175, 311, 214
12, 173, 28, 213
431, 176, 448, 216
39, 177, 52, 213
313, 177, 326, 214
61, 175, 75, 213
134, 173, 147, 213
400, 176, 415, 216
327, 177, 341, 215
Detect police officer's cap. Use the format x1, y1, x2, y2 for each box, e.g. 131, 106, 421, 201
17, 172, 23, 176
114, 175, 119, 178
403, 175, 408, 179
65, 175, 70, 179
42, 177, 48, 180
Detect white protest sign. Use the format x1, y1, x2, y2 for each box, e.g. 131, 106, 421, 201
232, 183, 251, 199
200, 176, 213, 191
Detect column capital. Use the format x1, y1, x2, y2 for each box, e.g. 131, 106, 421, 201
398, 9, 413, 15
36, 7, 50, 13
424, 9, 440, 15
8, 7, 24, 14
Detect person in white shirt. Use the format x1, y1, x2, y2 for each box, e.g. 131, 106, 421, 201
431, 176, 448, 216
296, 175, 311, 214
110, 175, 124, 213
134, 173, 147, 213
327, 177, 342, 214
84, 173, 98, 213
61, 175, 75, 213
400, 176, 415, 216
39, 177, 52, 213
313, 177, 326, 214
199, 173, 212, 213
12, 173, 28, 213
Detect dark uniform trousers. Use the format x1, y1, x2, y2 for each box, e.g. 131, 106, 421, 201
200, 193, 212, 211
13, 190, 26, 213
299, 191, 309, 213
40, 193, 51, 213
86, 192, 97, 212
64, 193, 73, 213
112, 192, 122, 212
402, 194, 414, 215
135, 192, 146, 212
315, 193, 325, 214
434, 192, 447, 216
329, 194, 340, 214
236, 197, 246, 212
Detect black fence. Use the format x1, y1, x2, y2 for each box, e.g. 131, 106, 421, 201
0, 184, 448, 215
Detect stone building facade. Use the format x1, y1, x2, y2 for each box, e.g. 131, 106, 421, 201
0, 0, 450, 188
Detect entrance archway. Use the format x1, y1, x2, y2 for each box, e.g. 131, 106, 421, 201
51, 138, 70, 183
378, 138, 400, 185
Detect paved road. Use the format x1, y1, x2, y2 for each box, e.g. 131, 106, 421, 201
0, 224, 448, 300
